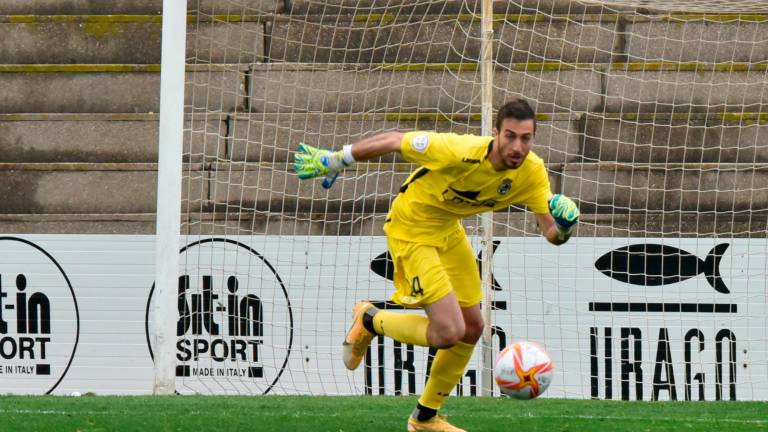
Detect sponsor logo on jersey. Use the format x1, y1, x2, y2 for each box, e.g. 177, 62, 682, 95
442, 188, 497, 208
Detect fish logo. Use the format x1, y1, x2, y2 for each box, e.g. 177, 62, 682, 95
594, 243, 730, 294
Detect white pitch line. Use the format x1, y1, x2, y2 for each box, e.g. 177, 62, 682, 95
483, 413, 768, 425
0, 409, 341, 417
0, 409, 110, 416
1, 409, 765, 426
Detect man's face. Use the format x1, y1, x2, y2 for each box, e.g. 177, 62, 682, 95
493, 117, 535, 169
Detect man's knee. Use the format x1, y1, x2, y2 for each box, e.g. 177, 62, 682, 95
428, 321, 466, 349
462, 317, 484, 344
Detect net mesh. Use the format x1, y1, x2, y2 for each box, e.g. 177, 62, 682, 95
584, 1, 768, 12
170, 0, 768, 399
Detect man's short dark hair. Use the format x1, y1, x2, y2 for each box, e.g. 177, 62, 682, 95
495, 99, 536, 133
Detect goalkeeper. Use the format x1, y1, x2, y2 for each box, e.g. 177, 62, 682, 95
293, 99, 579, 432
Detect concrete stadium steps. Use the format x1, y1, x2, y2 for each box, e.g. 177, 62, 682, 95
283, 0, 627, 15
217, 162, 768, 214
5, 111, 764, 165
0, 0, 280, 15
209, 162, 549, 214
0, 211, 763, 236
604, 63, 768, 113
0, 214, 158, 234
249, 62, 768, 114
0, 65, 246, 113
1, 14, 765, 65
174, 211, 768, 238
0, 0, 604, 16
491, 212, 768, 237
249, 63, 601, 113
233, 112, 768, 165
563, 163, 768, 213
268, 15, 768, 64
194, 162, 768, 214
1, 62, 764, 114
0, 162, 405, 214
228, 112, 580, 164
0, 114, 225, 163
0, 162, 406, 214
4, 3, 767, 237
4, 158, 762, 221
0, 163, 203, 214
0, 16, 265, 64
267, 14, 619, 64
208, 162, 405, 214
625, 15, 768, 63
583, 113, 768, 163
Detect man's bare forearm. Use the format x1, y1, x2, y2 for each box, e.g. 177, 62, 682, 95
350, 131, 404, 161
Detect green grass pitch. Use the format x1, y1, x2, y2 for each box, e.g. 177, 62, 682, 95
0, 395, 765, 431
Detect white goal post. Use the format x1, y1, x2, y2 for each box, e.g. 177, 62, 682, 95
153, 0, 768, 400
153, 0, 187, 395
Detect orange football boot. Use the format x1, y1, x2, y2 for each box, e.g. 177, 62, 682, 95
342, 301, 377, 370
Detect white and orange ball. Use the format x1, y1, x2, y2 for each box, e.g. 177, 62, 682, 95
494, 340, 554, 399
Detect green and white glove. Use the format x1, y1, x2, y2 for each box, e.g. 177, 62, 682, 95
549, 194, 579, 237
293, 143, 355, 189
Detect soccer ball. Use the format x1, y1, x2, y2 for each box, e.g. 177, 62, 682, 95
494, 340, 554, 399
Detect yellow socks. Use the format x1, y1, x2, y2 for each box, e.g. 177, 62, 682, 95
371, 310, 430, 347
419, 341, 476, 409
369, 310, 475, 410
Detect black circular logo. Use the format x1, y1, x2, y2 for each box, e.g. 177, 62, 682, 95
145, 238, 293, 394
0, 237, 79, 394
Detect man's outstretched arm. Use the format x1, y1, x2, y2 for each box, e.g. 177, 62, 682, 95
349, 131, 404, 161
292, 132, 404, 188
535, 194, 580, 246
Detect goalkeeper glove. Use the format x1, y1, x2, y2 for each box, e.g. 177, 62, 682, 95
549, 194, 579, 238
293, 143, 355, 189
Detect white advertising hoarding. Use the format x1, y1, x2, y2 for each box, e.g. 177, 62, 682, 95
0, 235, 764, 400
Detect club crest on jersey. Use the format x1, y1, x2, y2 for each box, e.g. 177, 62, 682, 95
412, 135, 429, 153
497, 179, 512, 195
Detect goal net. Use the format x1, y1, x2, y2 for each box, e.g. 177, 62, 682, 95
156, 0, 768, 400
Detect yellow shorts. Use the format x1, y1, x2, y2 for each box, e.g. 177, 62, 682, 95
387, 227, 482, 309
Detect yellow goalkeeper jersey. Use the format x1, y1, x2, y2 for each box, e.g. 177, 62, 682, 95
384, 131, 552, 245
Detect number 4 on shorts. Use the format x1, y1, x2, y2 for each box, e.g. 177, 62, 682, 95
411, 276, 424, 297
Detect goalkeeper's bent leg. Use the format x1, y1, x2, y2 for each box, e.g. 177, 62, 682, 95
418, 341, 476, 411
368, 309, 430, 347
413, 302, 482, 422
366, 291, 465, 348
